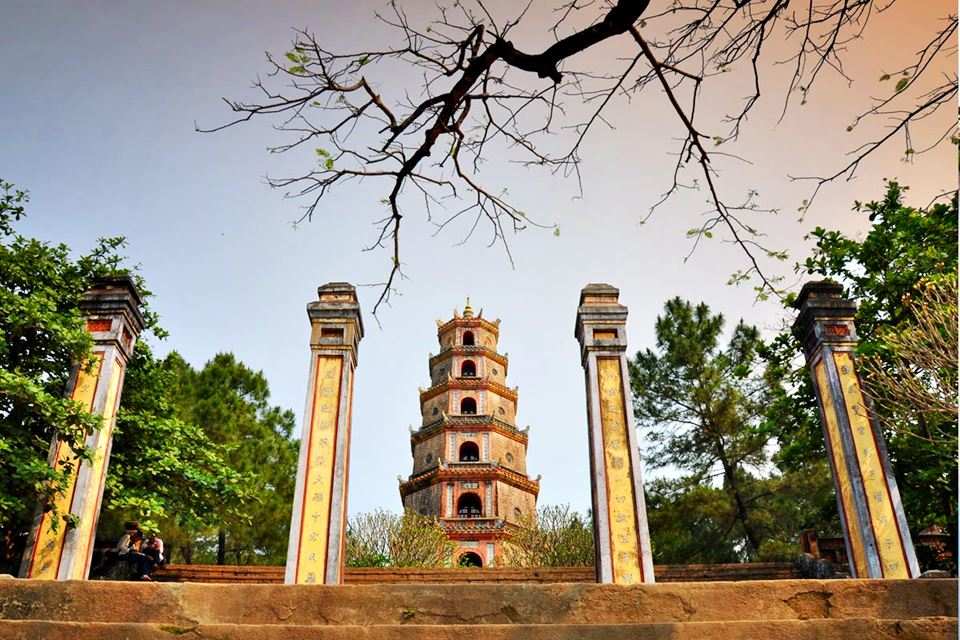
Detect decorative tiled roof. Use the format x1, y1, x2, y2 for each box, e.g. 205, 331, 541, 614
419, 378, 518, 403
429, 345, 508, 369
411, 415, 529, 445
399, 462, 540, 497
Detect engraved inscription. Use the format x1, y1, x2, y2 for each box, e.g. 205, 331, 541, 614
814, 360, 869, 577
296, 355, 343, 583
833, 351, 908, 578
597, 357, 642, 584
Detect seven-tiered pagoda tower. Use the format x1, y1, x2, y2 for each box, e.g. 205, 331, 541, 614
399, 301, 539, 567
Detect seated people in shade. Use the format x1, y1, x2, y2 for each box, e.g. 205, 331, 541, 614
143, 534, 165, 569
116, 522, 161, 581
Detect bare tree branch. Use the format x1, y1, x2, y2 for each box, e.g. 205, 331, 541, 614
203, 0, 957, 316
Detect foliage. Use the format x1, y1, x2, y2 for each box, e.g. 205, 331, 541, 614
98, 347, 254, 550
0, 180, 160, 572
157, 352, 299, 565
503, 504, 594, 568
798, 182, 958, 351
0, 179, 295, 571
645, 478, 741, 564
630, 298, 837, 561
861, 276, 958, 428
346, 509, 455, 568
777, 181, 958, 570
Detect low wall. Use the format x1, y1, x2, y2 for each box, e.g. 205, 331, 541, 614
152, 562, 802, 584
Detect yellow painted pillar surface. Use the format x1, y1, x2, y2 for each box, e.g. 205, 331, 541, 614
285, 283, 363, 584
575, 284, 654, 584
793, 281, 919, 578
20, 277, 144, 580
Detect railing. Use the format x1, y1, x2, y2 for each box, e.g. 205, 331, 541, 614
443, 517, 505, 531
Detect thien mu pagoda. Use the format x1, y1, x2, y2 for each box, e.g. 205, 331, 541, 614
399, 300, 540, 567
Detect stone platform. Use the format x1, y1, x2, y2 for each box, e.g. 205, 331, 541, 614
0, 578, 955, 639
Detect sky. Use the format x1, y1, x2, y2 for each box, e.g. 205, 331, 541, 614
2, 1, 955, 517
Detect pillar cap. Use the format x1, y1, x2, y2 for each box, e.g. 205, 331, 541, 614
575, 283, 628, 362
792, 280, 847, 309
578, 283, 620, 307
792, 280, 856, 330
79, 275, 145, 335
792, 280, 859, 358
310, 282, 364, 338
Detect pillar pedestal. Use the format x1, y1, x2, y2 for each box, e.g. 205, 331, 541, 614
574, 284, 654, 584
20, 277, 144, 580
793, 281, 919, 578
285, 283, 363, 584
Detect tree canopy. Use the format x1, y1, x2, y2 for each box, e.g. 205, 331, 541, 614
0, 180, 162, 571
346, 509, 455, 568
630, 297, 836, 562
158, 352, 299, 565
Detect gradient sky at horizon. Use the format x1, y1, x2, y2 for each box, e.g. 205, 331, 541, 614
2, 1, 954, 516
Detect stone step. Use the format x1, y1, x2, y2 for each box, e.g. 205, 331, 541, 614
0, 618, 954, 640
0, 579, 955, 626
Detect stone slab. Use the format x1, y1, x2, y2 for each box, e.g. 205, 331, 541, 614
0, 580, 954, 626
0, 619, 954, 640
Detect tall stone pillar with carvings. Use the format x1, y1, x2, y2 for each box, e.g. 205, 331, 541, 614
574, 284, 654, 584
793, 281, 919, 578
285, 283, 363, 584
20, 277, 144, 580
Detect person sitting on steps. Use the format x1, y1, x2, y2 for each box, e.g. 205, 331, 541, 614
115, 521, 157, 581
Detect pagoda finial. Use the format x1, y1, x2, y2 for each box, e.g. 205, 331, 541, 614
463, 297, 474, 318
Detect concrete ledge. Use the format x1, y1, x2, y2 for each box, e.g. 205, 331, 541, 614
0, 580, 955, 626
0, 618, 955, 640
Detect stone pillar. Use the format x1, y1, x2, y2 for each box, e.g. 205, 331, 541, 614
285, 283, 363, 584
20, 277, 144, 580
574, 284, 654, 584
793, 281, 919, 578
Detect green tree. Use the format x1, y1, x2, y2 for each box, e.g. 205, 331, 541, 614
346, 509, 455, 568
168, 353, 298, 565
97, 347, 254, 565
630, 298, 836, 562
631, 299, 772, 556
645, 478, 740, 564
503, 504, 594, 568
0, 180, 160, 572
776, 181, 958, 569
0, 179, 270, 572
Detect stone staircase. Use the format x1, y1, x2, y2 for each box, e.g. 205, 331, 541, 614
0, 577, 955, 638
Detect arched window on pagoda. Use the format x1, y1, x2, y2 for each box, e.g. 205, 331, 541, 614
458, 551, 483, 567
459, 441, 480, 462
457, 492, 483, 518
462, 331, 475, 346
460, 397, 477, 415
461, 360, 477, 377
